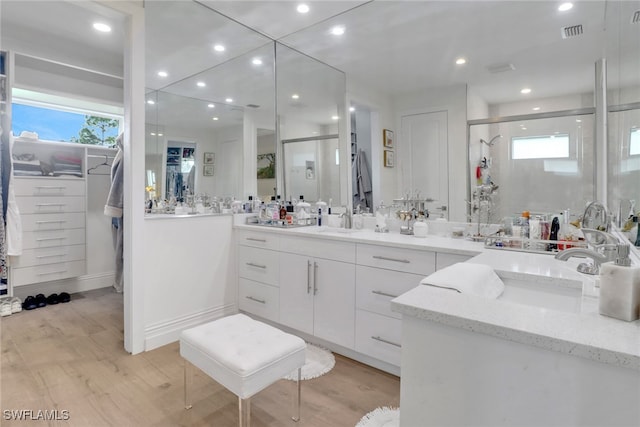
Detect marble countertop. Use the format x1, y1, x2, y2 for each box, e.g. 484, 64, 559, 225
235, 218, 639, 371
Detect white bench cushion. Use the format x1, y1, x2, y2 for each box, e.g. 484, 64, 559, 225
180, 313, 306, 399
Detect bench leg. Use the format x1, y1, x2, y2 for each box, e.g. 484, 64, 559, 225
239, 397, 251, 427
184, 360, 193, 410
292, 367, 301, 422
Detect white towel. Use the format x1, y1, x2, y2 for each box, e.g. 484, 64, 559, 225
420, 262, 505, 299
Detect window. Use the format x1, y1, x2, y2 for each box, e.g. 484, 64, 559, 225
11, 88, 123, 146
630, 128, 640, 156
511, 134, 570, 160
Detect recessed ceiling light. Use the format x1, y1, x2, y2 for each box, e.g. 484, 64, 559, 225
158, 133, 163, 136
558, 2, 573, 12
157, 71, 168, 78
520, 88, 532, 94
93, 22, 111, 33
455, 58, 466, 65
207, 103, 215, 108
225, 98, 233, 103
521, 127, 527, 130
576, 119, 582, 123
213, 44, 225, 52
291, 94, 300, 100
330, 26, 345, 36
297, 4, 310, 14
146, 99, 155, 105
252, 58, 263, 65
533, 107, 541, 111
150, 132, 156, 136
349, 106, 355, 112
197, 81, 206, 87
212, 117, 219, 121
332, 115, 339, 120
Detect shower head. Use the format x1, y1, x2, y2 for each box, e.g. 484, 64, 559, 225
480, 135, 502, 146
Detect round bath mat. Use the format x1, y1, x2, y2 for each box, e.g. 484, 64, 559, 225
355, 407, 400, 427
283, 343, 335, 381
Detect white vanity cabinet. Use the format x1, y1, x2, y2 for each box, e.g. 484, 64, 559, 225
237, 230, 280, 322
279, 236, 356, 349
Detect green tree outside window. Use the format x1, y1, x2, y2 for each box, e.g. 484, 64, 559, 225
71, 116, 119, 146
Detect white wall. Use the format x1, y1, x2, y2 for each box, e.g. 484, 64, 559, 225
142, 215, 236, 350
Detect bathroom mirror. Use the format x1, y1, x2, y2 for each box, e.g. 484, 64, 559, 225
144, 0, 276, 211
276, 42, 346, 205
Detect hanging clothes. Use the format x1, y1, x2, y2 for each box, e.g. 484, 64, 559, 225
0, 116, 9, 295
6, 133, 22, 256
104, 133, 124, 293
352, 149, 373, 210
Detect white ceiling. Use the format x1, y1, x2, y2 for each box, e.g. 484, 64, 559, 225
1, 0, 639, 130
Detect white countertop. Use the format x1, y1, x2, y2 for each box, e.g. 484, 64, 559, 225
236, 220, 640, 371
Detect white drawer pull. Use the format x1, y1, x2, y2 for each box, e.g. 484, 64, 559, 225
372, 290, 400, 298
246, 262, 266, 269
36, 253, 67, 259
36, 220, 67, 224
246, 237, 266, 243
245, 296, 266, 304
371, 336, 402, 348
36, 237, 67, 242
36, 203, 67, 207
373, 255, 410, 264
35, 186, 67, 190
37, 269, 68, 276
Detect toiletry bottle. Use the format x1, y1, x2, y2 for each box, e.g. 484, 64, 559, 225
280, 203, 287, 220
317, 208, 322, 226
599, 244, 640, 321
245, 196, 253, 213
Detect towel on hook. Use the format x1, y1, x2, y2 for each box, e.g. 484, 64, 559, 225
420, 262, 505, 299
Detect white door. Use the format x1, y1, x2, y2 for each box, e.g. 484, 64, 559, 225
279, 253, 314, 335
400, 111, 448, 215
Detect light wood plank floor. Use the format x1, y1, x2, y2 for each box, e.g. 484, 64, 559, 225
1, 288, 399, 426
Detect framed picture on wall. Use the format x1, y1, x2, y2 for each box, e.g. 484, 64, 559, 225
203, 152, 215, 164
203, 164, 214, 176
384, 150, 395, 168
383, 129, 394, 148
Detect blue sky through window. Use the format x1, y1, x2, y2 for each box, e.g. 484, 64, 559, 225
12, 103, 120, 143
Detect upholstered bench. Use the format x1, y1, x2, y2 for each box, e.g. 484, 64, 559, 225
179, 313, 306, 426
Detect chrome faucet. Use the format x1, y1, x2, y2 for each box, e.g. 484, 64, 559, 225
554, 248, 609, 275
340, 210, 352, 229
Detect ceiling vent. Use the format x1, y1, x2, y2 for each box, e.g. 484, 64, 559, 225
561, 24, 583, 39
245, 104, 260, 109
632, 10, 640, 24
487, 63, 516, 74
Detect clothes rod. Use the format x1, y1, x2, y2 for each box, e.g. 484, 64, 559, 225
87, 154, 115, 159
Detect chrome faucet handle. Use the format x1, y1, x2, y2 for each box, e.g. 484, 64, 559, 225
581, 228, 620, 247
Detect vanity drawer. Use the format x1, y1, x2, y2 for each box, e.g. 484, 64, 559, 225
10, 244, 86, 268
355, 309, 402, 367
13, 178, 85, 197
238, 278, 279, 322
279, 235, 356, 263
22, 228, 85, 249
11, 260, 86, 287
238, 246, 279, 286
357, 244, 435, 276
356, 265, 424, 319
16, 195, 85, 214
20, 212, 85, 231
436, 252, 473, 271
237, 229, 280, 250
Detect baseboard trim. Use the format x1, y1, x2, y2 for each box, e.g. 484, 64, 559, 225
144, 303, 238, 351
11, 272, 116, 300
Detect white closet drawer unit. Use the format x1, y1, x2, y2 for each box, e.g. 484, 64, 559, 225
357, 244, 435, 276
356, 265, 424, 319
355, 310, 402, 367
237, 229, 279, 250
238, 278, 279, 322
436, 252, 474, 270
16, 195, 85, 214
9, 244, 85, 268
13, 178, 85, 197
279, 235, 356, 263
22, 228, 85, 249
238, 246, 279, 286
11, 260, 86, 287
20, 212, 85, 232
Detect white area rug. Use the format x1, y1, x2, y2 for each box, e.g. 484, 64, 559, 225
355, 407, 400, 427
283, 343, 335, 381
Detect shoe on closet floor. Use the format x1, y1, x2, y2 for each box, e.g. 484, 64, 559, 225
35, 294, 47, 308
59, 292, 71, 303
22, 296, 38, 310
46, 293, 59, 305
10, 297, 22, 313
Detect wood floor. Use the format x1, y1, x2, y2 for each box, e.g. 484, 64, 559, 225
1, 288, 400, 426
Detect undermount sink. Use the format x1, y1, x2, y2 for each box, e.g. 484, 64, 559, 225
497, 274, 584, 314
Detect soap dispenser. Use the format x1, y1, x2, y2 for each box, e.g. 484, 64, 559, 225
599, 244, 640, 321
